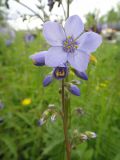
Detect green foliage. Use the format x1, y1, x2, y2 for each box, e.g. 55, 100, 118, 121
0, 31, 120, 160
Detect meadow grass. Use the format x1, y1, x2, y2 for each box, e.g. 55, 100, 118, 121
0, 32, 120, 160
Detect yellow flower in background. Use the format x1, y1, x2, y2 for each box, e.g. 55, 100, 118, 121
90, 55, 97, 63
21, 98, 32, 106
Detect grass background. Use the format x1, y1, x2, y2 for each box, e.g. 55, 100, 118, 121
0, 31, 120, 160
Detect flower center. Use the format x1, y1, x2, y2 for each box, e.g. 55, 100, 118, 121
53, 67, 68, 80
63, 36, 78, 53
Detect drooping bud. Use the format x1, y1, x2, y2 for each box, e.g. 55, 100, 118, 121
53, 66, 68, 80
85, 131, 97, 138
30, 51, 47, 66
38, 118, 46, 126
74, 70, 88, 80
68, 84, 80, 96
48, 0, 55, 11
51, 114, 56, 122
80, 134, 88, 141
43, 75, 53, 87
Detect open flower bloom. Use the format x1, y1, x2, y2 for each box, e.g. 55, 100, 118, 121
43, 15, 102, 72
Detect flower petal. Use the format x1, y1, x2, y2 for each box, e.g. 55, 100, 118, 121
45, 47, 67, 67
30, 51, 47, 66
43, 21, 66, 46
64, 15, 84, 39
77, 31, 102, 54
68, 51, 90, 72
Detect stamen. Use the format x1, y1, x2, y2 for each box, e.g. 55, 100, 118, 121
63, 36, 78, 53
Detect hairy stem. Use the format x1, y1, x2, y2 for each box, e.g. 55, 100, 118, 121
62, 80, 71, 160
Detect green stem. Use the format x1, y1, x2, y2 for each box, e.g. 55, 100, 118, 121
62, 80, 71, 160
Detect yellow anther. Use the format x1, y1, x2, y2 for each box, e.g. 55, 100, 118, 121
75, 45, 78, 49
67, 36, 71, 39
64, 42, 68, 45
67, 46, 71, 49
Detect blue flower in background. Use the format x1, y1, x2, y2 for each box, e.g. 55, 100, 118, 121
5, 39, 13, 46
24, 33, 36, 43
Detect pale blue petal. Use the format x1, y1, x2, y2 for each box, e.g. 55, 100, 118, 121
77, 31, 102, 54
43, 21, 66, 46
64, 15, 84, 39
45, 47, 68, 67
68, 51, 90, 72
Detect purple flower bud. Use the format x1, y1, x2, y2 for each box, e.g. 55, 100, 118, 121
37, 118, 46, 126
48, 0, 55, 11
74, 70, 88, 80
30, 51, 47, 66
43, 75, 53, 87
69, 84, 80, 96
53, 67, 68, 80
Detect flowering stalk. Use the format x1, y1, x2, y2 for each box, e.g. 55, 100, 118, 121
61, 79, 71, 160
61, 1, 71, 160
30, 3, 102, 159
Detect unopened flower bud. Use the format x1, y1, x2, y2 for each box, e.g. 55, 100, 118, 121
38, 118, 46, 126
43, 75, 53, 87
85, 131, 97, 138
68, 84, 80, 96
74, 70, 88, 80
48, 104, 55, 108
51, 114, 56, 122
73, 129, 79, 137
30, 51, 47, 66
48, 0, 55, 11
80, 134, 88, 141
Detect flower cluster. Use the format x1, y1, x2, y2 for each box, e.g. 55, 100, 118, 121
30, 15, 102, 96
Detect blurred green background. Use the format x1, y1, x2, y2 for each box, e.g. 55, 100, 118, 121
0, 0, 120, 160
